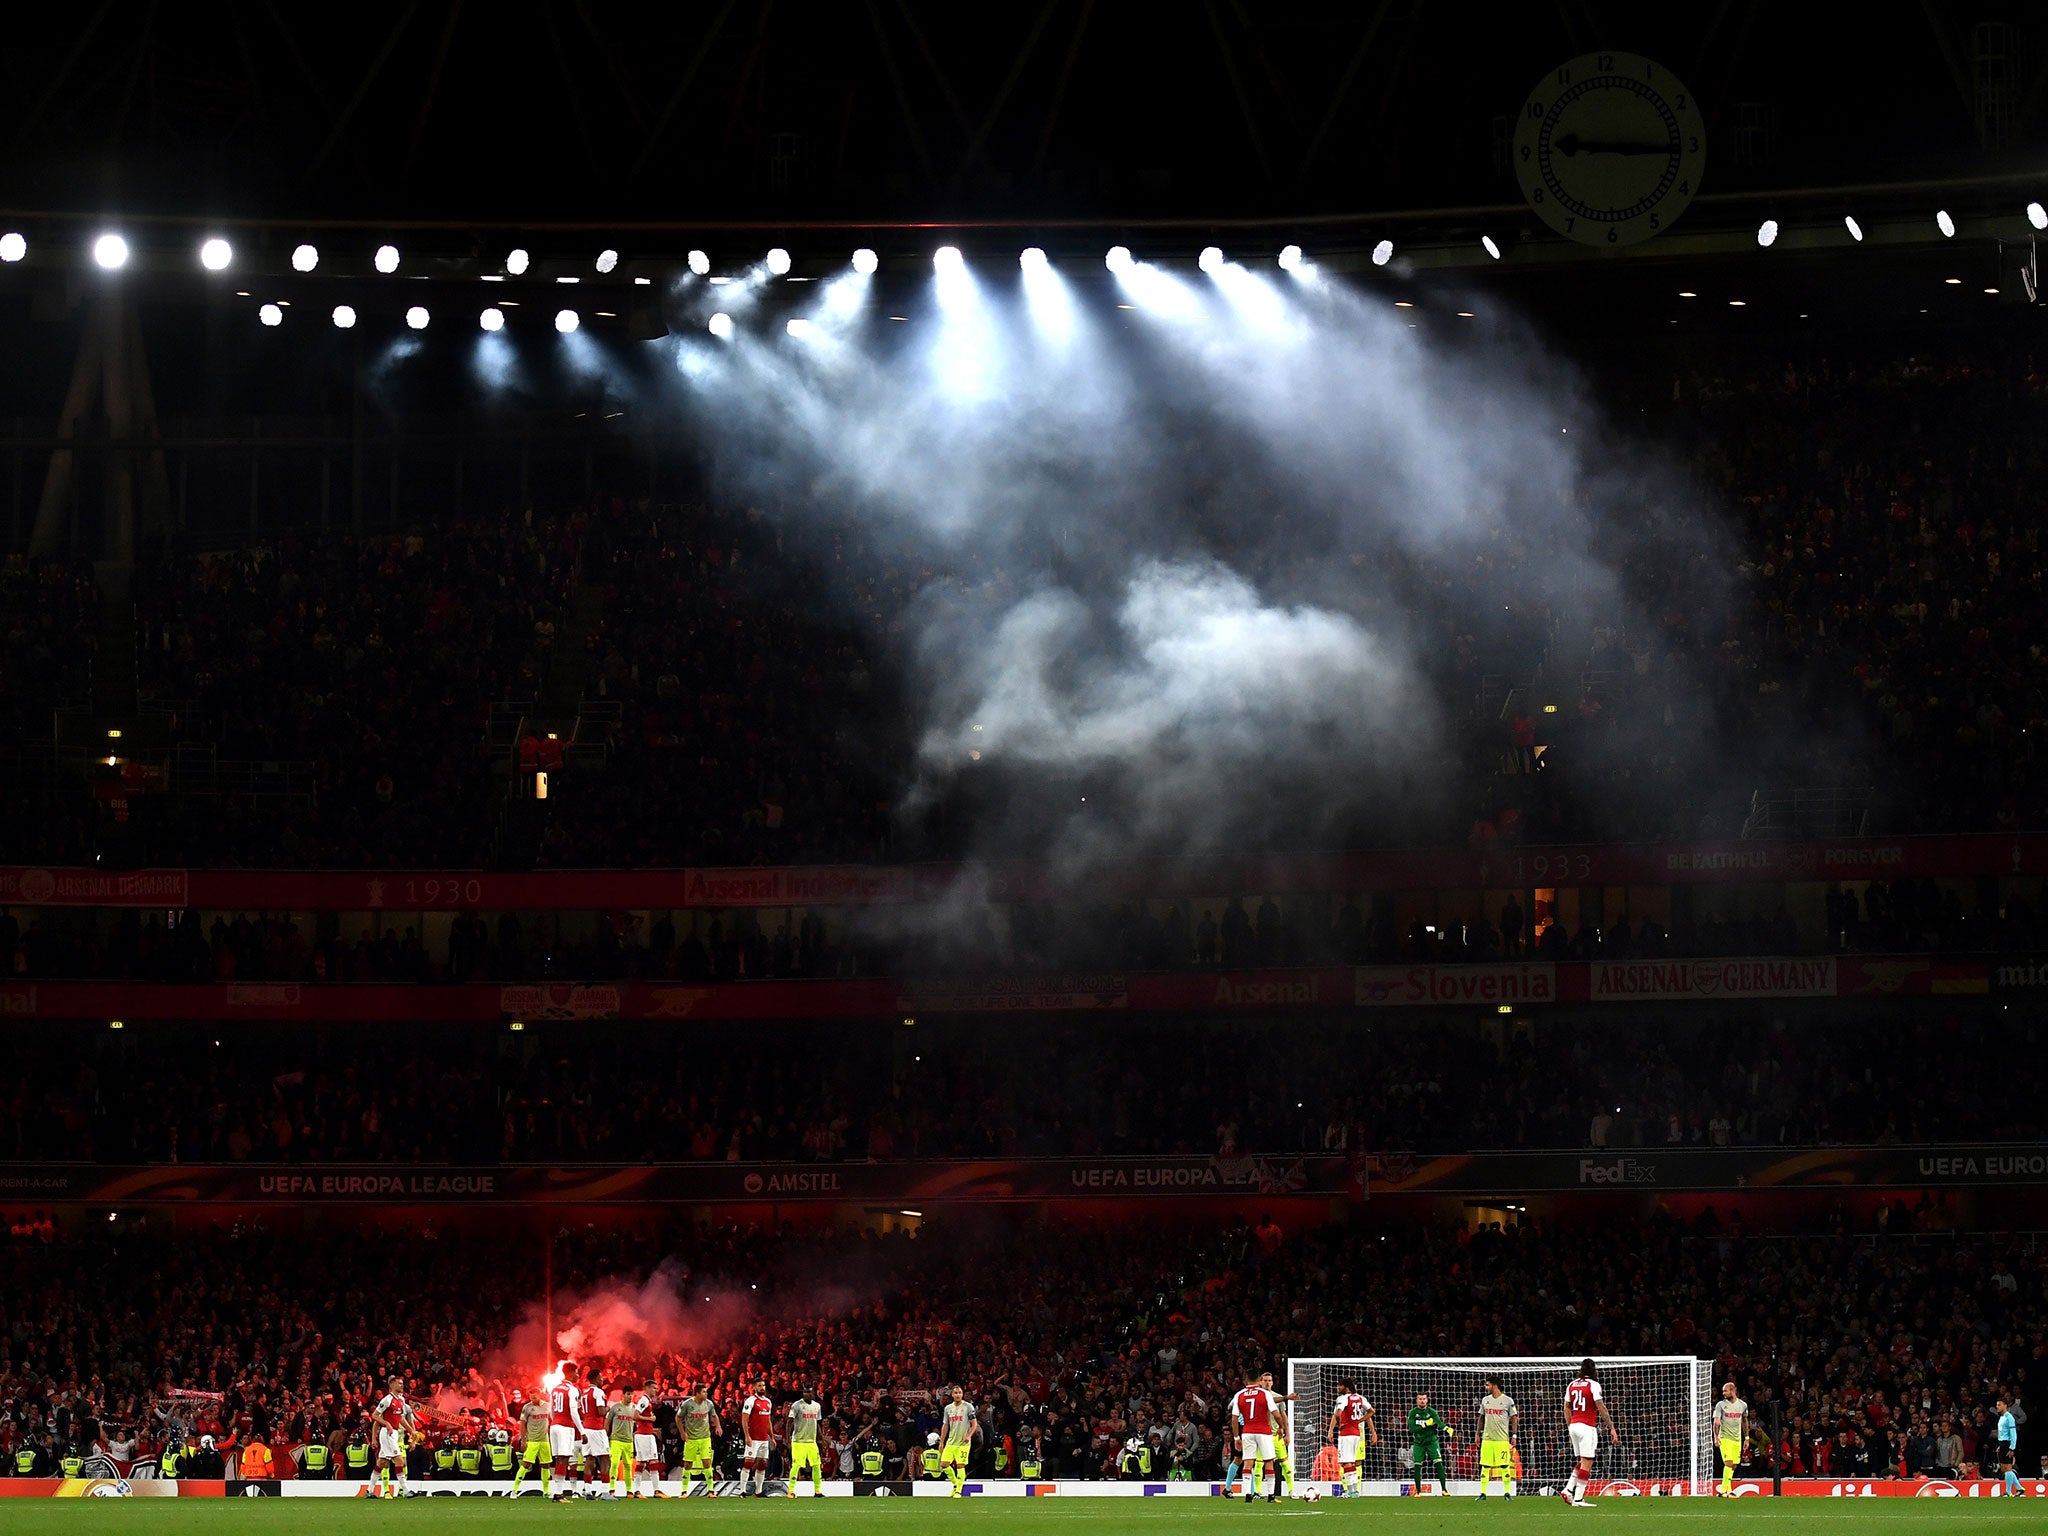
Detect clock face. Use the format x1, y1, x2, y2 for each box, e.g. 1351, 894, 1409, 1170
1513, 52, 1706, 247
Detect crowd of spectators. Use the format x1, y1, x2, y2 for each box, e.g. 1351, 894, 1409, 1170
128, 513, 583, 868
0, 1211, 2039, 1485
534, 502, 901, 869
1678, 349, 2048, 837
4, 1011, 2041, 1167
6, 865, 2048, 992
0, 341, 2037, 872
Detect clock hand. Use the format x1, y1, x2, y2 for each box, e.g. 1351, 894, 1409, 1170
1555, 133, 1670, 157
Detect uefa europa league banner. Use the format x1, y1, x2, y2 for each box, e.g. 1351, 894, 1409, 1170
8, 1143, 2048, 1205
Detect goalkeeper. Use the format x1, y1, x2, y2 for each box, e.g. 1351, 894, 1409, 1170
1408, 1391, 1450, 1494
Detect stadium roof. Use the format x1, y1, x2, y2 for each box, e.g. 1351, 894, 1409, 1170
5, 1, 2042, 230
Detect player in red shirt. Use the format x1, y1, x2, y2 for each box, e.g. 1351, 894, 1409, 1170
580, 1375, 608, 1494
547, 1362, 582, 1502
1561, 1357, 1621, 1506
1232, 1370, 1287, 1504
1325, 1379, 1378, 1498
371, 1375, 416, 1499
739, 1380, 776, 1496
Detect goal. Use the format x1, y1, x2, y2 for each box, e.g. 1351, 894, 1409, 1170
1286, 1355, 1713, 1496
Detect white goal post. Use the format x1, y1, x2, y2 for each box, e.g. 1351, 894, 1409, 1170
1286, 1355, 1714, 1496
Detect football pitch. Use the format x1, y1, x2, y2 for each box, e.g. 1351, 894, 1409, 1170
1, 1502, 2040, 1536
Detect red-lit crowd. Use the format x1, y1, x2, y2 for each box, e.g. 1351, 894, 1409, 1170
0, 1209, 2039, 1484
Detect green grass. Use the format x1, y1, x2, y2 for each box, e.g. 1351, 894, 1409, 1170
3, 1502, 2043, 1536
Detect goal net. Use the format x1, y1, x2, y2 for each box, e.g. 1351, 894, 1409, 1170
1286, 1355, 1712, 1496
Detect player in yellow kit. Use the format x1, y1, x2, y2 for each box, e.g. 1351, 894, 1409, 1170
1475, 1376, 1518, 1499
785, 1388, 825, 1498
1712, 1382, 1747, 1496
940, 1385, 981, 1497
509, 1391, 552, 1497
678, 1385, 720, 1496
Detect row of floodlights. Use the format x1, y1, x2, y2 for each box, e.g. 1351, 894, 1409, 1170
16, 210, 2048, 279
257, 242, 1363, 334
270, 304, 585, 332
1754, 203, 2048, 248
17, 231, 1388, 278
53, 235, 634, 276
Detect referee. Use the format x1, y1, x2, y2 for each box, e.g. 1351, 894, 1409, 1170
1996, 1397, 2024, 1497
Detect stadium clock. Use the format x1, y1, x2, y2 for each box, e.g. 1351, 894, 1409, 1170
1512, 52, 1706, 247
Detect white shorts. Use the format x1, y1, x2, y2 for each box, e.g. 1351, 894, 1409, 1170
1569, 1423, 1600, 1460
583, 1430, 608, 1459
1240, 1433, 1276, 1463
635, 1435, 659, 1463
376, 1427, 403, 1462
745, 1439, 773, 1461
1337, 1435, 1361, 1464
549, 1425, 577, 1458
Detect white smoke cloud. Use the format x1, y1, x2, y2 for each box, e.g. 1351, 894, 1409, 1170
642, 257, 1758, 861
914, 558, 1435, 852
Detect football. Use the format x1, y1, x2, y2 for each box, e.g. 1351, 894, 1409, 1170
1303, 1488, 1322, 1502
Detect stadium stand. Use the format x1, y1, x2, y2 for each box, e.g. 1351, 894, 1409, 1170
2, 1011, 2045, 1165
0, 1213, 2036, 1485
0, 343, 2041, 872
